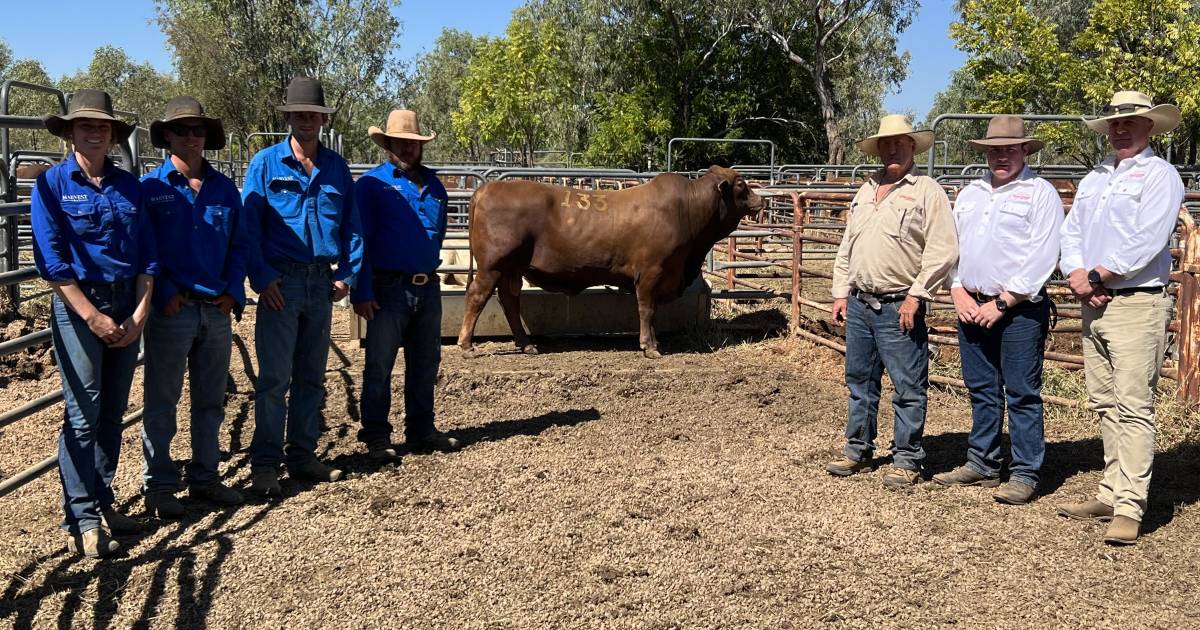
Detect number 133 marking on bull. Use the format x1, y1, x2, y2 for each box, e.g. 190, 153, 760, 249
560, 190, 609, 212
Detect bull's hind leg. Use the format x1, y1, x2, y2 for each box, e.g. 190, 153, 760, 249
458, 268, 501, 353
634, 276, 662, 359
497, 272, 537, 354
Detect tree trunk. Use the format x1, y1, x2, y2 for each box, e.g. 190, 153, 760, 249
810, 62, 844, 165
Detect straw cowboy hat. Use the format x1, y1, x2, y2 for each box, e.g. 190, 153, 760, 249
857, 114, 935, 157
275, 76, 336, 114
968, 115, 1044, 154
149, 95, 226, 151
368, 109, 437, 150
44, 89, 134, 143
1084, 91, 1181, 135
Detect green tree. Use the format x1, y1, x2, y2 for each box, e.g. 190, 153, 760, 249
58, 46, 180, 129
400, 28, 488, 163
0, 51, 61, 153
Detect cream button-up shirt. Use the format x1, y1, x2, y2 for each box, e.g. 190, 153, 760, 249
832, 167, 958, 300
950, 167, 1064, 300
1059, 147, 1184, 289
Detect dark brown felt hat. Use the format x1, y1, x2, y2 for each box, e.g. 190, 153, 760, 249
275, 76, 335, 114
44, 89, 134, 143
149, 96, 226, 151
968, 115, 1044, 154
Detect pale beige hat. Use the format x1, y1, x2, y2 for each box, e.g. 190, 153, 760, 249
1084, 91, 1181, 135
857, 114, 935, 157
968, 115, 1044, 154
369, 109, 437, 150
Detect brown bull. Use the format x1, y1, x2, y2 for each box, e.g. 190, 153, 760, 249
457, 165, 764, 357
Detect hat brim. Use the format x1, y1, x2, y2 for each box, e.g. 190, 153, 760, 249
968, 137, 1045, 154
44, 111, 134, 144
857, 130, 935, 157
275, 104, 336, 114
369, 127, 437, 151
1084, 104, 1181, 135
149, 116, 226, 151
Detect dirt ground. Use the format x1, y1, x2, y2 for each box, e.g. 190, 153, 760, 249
1, 304, 1199, 629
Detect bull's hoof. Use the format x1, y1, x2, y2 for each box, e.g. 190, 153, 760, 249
460, 346, 478, 358
520, 344, 539, 355
643, 348, 663, 359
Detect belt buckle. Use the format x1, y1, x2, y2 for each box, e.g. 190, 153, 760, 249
411, 273, 430, 286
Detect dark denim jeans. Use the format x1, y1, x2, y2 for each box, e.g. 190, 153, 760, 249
51, 282, 139, 535
359, 281, 443, 444
957, 299, 1049, 488
141, 301, 233, 493
843, 296, 928, 470
250, 264, 332, 471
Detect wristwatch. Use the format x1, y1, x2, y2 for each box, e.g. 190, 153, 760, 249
1087, 269, 1103, 287
995, 297, 1009, 312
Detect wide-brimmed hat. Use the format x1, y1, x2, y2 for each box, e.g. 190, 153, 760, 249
857, 114, 935, 157
149, 95, 226, 151
968, 115, 1044, 154
275, 76, 335, 114
1084, 91, 1181, 135
368, 109, 437, 150
44, 89, 134, 143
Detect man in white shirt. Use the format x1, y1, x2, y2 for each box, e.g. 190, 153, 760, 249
933, 116, 1063, 505
1056, 91, 1184, 546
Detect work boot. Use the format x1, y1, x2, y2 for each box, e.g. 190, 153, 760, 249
366, 439, 400, 462
408, 431, 462, 453
249, 469, 282, 498
882, 466, 921, 488
101, 508, 142, 534
288, 459, 344, 483
992, 480, 1036, 505
825, 457, 872, 477
67, 528, 120, 558
932, 465, 1000, 488
1103, 515, 1140, 546
1056, 499, 1114, 522
144, 492, 186, 520
189, 482, 244, 506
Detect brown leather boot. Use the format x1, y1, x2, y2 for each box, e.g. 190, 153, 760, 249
67, 528, 121, 558
1056, 499, 1114, 522
825, 457, 872, 477
1103, 516, 1140, 545
932, 465, 1000, 488
993, 480, 1036, 505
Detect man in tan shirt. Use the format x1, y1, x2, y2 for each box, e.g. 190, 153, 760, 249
825, 114, 958, 487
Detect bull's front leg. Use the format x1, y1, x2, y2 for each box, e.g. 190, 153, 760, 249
634, 281, 660, 359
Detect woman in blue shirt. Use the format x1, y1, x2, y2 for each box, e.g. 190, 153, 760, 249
30, 89, 157, 558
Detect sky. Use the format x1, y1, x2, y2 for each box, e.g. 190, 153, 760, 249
0, 0, 964, 121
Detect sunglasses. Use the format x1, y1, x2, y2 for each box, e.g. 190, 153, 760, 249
166, 123, 209, 137
1101, 104, 1148, 115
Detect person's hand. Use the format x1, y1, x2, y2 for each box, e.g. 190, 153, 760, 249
1067, 269, 1093, 299
213, 294, 237, 316
110, 313, 147, 348
354, 301, 381, 321
85, 311, 122, 345
1087, 287, 1113, 309
973, 301, 1004, 329
330, 280, 350, 302
898, 295, 921, 333
259, 278, 285, 311
831, 298, 848, 327
950, 289, 979, 324
162, 293, 191, 317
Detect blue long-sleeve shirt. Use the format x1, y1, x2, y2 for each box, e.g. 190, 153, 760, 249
350, 163, 449, 304
142, 159, 249, 310
241, 138, 364, 291
31, 153, 158, 283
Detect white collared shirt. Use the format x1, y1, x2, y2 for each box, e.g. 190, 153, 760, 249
950, 167, 1063, 299
1060, 147, 1184, 288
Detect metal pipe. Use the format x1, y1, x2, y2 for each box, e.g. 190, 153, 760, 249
0, 408, 145, 499
0, 328, 50, 357
666, 138, 776, 184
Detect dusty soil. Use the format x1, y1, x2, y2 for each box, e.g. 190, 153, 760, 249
1, 306, 1198, 628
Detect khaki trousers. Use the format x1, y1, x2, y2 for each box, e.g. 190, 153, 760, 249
1081, 291, 1173, 521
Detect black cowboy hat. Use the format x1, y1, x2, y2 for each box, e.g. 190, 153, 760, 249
149, 95, 226, 151
275, 76, 335, 114
44, 89, 134, 143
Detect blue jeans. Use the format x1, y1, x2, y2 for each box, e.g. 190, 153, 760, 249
958, 300, 1051, 487
359, 281, 443, 444
250, 264, 332, 471
51, 282, 139, 535
843, 296, 928, 469
141, 301, 233, 493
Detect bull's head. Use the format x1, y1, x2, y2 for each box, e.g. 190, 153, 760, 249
708, 165, 766, 224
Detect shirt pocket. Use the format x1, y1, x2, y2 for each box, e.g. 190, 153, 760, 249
317, 184, 345, 226
202, 205, 231, 235
996, 201, 1032, 241
887, 205, 923, 239
951, 201, 976, 234
267, 178, 305, 218
60, 202, 99, 237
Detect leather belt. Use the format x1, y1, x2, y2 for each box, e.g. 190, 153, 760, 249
178, 288, 220, 303
375, 270, 437, 287
1111, 286, 1165, 297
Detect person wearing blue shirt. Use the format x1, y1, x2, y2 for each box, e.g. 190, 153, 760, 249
241, 76, 364, 497
352, 109, 459, 460
140, 96, 248, 518
30, 89, 157, 558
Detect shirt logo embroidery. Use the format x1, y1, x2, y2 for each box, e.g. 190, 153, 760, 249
150, 194, 175, 203
899, 194, 916, 202
1128, 170, 1147, 180
62, 194, 88, 202
1010, 192, 1032, 202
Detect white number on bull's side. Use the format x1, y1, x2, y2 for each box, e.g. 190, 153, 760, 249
561, 190, 608, 212
560, 191, 572, 207
576, 193, 591, 210
594, 195, 608, 212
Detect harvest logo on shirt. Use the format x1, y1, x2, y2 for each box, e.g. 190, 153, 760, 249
1128, 170, 1147, 180
1010, 192, 1032, 202
62, 194, 88, 202
150, 194, 176, 204
899, 194, 916, 202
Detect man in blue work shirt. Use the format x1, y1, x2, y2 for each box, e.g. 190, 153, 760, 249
242, 76, 364, 497
140, 96, 248, 517
353, 109, 459, 460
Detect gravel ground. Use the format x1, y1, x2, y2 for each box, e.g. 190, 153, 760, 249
1, 306, 1198, 629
